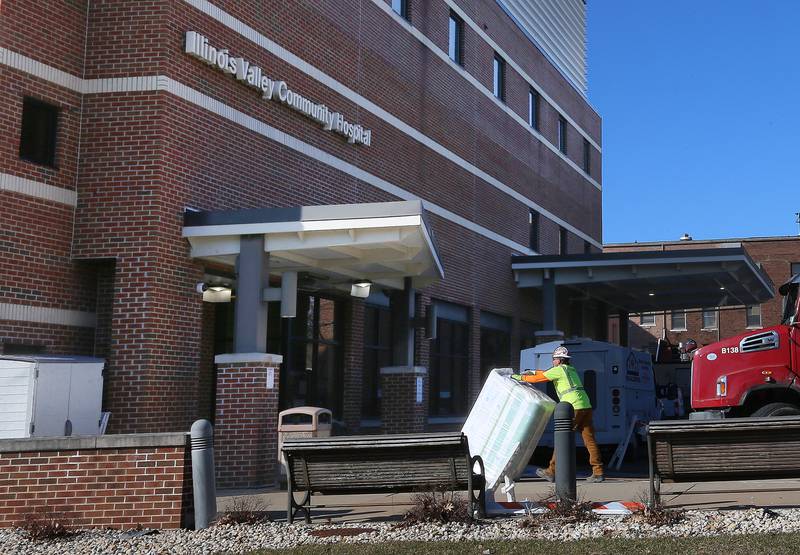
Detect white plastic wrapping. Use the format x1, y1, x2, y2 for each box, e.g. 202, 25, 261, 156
462, 368, 556, 490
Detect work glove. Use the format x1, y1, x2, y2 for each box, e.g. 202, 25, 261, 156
511, 370, 536, 382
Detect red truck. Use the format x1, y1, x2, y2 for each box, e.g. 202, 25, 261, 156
689, 274, 800, 419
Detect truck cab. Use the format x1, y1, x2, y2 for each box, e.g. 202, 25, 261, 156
690, 274, 800, 418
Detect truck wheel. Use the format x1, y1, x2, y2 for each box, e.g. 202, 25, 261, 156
751, 402, 800, 417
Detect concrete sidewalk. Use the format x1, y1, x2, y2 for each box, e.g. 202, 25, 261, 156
217, 468, 800, 523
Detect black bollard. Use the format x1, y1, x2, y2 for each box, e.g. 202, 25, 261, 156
191, 419, 217, 529
554, 402, 576, 501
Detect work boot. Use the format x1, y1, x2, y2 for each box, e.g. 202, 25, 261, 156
536, 468, 554, 482
585, 474, 605, 483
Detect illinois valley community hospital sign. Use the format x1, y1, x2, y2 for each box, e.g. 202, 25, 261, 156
185, 31, 373, 147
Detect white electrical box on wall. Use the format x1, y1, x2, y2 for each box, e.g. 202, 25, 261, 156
0, 355, 105, 439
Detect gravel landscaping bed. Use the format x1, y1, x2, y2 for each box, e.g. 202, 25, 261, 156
0, 507, 797, 554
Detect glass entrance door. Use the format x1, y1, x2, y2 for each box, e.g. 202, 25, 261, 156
281, 294, 344, 418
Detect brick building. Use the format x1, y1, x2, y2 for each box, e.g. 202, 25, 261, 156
605, 236, 800, 354
1, 0, 602, 486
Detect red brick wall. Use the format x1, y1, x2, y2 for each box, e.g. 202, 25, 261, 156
214, 359, 281, 488
0, 434, 191, 529
2, 0, 602, 435
380, 368, 428, 434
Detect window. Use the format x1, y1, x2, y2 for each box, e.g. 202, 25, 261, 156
583, 139, 591, 174
558, 116, 567, 154
493, 54, 505, 101
640, 313, 656, 326
528, 209, 539, 252
362, 303, 393, 419
559, 227, 568, 255
746, 305, 762, 328
282, 295, 344, 418
448, 12, 463, 65
670, 310, 687, 330
702, 308, 718, 329
791, 262, 800, 277
430, 302, 470, 417
584, 240, 591, 254
528, 88, 539, 130
479, 312, 511, 384
391, 0, 409, 20
19, 97, 59, 167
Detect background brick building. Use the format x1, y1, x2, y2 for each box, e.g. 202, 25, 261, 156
1, 0, 602, 483
605, 236, 800, 354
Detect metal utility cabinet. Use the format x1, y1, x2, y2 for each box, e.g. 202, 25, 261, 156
0, 355, 105, 439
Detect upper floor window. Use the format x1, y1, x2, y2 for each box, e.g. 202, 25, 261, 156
702, 308, 718, 329
528, 88, 539, 130
528, 209, 539, 252
392, 0, 409, 20
584, 240, 591, 254
670, 310, 687, 331
746, 305, 762, 328
640, 313, 656, 326
791, 262, 800, 277
448, 12, 463, 65
559, 227, 568, 255
493, 54, 505, 101
19, 97, 59, 168
583, 138, 591, 174
558, 116, 568, 155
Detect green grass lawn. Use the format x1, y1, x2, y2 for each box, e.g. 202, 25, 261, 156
242, 533, 800, 555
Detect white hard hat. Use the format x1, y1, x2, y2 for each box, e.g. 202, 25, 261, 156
553, 346, 570, 359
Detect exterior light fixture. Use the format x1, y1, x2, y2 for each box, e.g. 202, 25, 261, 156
350, 280, 372, 298
203, 285, 232, 303
648, 292, 655, 297
719, 286, 725, 290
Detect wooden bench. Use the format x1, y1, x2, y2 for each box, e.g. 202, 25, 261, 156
282, 432, 486, 523
647, 416, 800, 505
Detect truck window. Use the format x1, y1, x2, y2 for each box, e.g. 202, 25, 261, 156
782, 284, 798, 324
583, 370, 597, 409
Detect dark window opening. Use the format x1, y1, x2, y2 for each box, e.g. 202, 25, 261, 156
584, 240, 591, 254
529, 209, 539, 252
362, 304, 393, 419
583, 138, 591, 173
493, 54, 505, 101
430, 317, 470, 417
528, 88, 539, 130
392, 0, 409, 20
448, 12, 463, 65
559, 227, 568, 255
558, 116, 568, 155
19, 97, 59, 167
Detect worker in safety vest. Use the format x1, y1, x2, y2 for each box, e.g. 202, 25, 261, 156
512, 345, 604, 482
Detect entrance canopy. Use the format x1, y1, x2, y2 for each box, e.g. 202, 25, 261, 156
512, 247, 775, 315
183, 200, 444, 291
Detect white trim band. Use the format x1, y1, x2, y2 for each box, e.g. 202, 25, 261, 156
0, 303, 97, 328
0, 173, 77, 206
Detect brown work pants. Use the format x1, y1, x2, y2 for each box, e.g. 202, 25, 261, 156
547, 408, 604, 476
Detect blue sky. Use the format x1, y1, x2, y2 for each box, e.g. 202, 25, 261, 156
588, 1, 800, 244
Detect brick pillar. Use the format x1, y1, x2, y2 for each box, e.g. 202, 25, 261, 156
214, 353, 282, 489
380, 366, 428, 434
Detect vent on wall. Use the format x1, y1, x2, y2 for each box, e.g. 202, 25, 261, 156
739, 331, 779, 353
